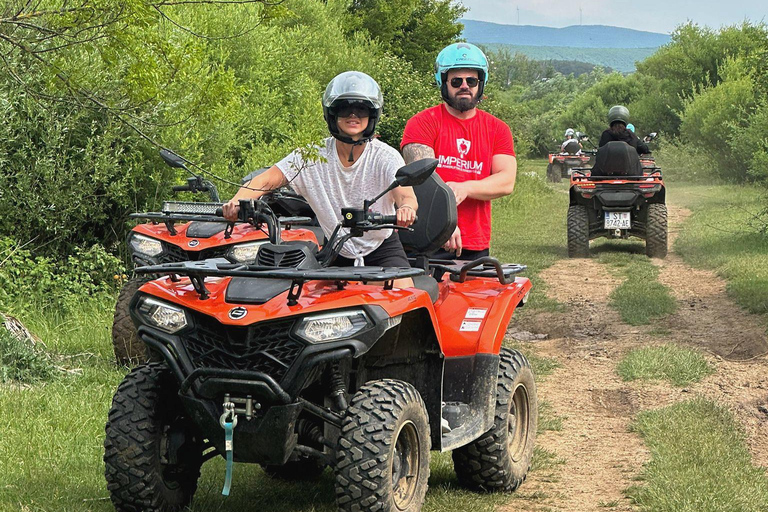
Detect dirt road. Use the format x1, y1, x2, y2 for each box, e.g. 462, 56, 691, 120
502, 205, 768, 511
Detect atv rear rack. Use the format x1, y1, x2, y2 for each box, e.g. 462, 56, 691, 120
571, 170, 663, 180
135, 258, 424, 304
428, 257, 527, 285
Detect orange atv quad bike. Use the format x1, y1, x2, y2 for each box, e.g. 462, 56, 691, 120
103, 159, 537, 512
567, 141, 667, 258
113, 149, 322, 365
546, 133, 592, 183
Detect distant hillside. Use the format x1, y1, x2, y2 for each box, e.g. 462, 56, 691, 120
481, 44, 657, 73
461, 20, 671, 48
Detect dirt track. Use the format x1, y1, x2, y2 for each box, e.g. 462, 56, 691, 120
501, 204, 768, 512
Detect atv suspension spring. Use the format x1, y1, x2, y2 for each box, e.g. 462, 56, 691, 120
329, 363, 348, 411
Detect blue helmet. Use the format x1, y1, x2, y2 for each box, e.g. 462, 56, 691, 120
434, 43, 489, 101
627, 123, 635, 133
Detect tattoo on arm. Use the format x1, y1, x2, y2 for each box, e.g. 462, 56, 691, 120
402, 143, 435, 164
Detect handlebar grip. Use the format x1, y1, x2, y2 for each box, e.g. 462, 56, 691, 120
215, 207, 224, 217
172, 185, 189, 192
380, 215, 398, 225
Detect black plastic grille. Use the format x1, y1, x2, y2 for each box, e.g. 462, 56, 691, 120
159, 242, 227, 263
257, 248, 306, 268
183, 314, 303, 381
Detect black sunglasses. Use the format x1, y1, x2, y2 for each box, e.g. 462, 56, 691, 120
334, 103, 370, 118
449, 76, 479, 88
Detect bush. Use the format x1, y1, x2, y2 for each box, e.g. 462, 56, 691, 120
0, 328, 58, 384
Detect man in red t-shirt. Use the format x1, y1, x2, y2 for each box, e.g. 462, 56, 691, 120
401, 43, 517, 259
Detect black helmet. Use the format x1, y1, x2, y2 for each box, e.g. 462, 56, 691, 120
608, 105, 630, 126
322, 71, 383, 144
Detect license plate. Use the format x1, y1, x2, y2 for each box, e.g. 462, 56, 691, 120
604, 211, 631, 229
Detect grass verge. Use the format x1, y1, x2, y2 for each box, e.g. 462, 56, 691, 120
598, 252, 677, 325
617, 345, 713, 386
671, 183, 768, 317
628, 398, 768, 511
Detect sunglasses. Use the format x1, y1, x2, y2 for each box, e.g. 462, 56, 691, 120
449, 76, 479, 88
335, 103, 370, 118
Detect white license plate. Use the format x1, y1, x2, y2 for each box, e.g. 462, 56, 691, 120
604, 211, 631, 229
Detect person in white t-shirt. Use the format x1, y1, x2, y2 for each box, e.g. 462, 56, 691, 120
222, 71, 418, 283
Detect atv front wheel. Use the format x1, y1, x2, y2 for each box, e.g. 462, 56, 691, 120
645, 203, 668, 258
104, 363, 203, 512
335, 379, 430, 512
452, 348, 537, 492
112, 276, 150, 366
547, 163, 562, 183
567, 205, 590, 257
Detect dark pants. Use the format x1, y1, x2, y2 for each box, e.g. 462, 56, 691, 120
430, 247, 490, 261
334, 233, 410, 268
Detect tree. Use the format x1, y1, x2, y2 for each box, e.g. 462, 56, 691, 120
346, 0, 465, 74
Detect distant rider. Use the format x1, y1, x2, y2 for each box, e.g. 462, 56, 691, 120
561, 128, 582, 154
401, 42, 517, 260
223, 71, 418, 287
598, 105, 649, 155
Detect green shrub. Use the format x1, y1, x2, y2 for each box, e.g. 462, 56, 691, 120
0, 328, 58, 384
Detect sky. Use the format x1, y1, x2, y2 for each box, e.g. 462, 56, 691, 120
458, 0, 766, 34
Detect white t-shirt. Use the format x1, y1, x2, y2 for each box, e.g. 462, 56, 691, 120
276, 137, 406, 261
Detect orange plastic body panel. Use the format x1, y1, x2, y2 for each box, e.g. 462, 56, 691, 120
138, 273, 531, 357
431, 276, 531, 357
570, 173, 664, 188
140, 277, 437, 329
132, 222, 321, 251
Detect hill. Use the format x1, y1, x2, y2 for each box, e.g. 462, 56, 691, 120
461, 20, 671, 48
481, 43, 658, 73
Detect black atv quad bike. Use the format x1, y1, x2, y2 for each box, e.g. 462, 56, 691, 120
567, 141, 667, 258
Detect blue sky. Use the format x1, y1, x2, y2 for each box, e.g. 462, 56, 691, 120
458, 0, 766, 34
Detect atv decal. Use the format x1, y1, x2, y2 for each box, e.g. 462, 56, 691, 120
460, 320, 482, 332
228, 307, 247, 320
465, 308, 487, 319
188, 239, 200, 247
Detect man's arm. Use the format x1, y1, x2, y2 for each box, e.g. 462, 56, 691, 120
447, 154, 517, 204
402, 143, 435, 164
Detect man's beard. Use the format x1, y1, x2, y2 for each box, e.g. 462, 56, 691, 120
446, 91, 480, 112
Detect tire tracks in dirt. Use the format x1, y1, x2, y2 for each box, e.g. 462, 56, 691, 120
501, 204, 768, 512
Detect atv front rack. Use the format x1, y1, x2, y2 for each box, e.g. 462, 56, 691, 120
135, 258, 424, 304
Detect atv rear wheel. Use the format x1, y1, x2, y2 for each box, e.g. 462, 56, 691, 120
335, 379, 430, 512
112, 276, 150, 366
645, 203, 668, 258
104, 363, 203, 512
547, 163, 562, 183
567, 205, 590, 257
453, 348, 537, 492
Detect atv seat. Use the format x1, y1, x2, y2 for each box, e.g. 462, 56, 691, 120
592, 141, 643, 177
399, 172, 458, 301
563, 139, 581, 155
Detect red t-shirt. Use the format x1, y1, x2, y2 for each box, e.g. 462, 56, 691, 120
400, 104, 515, 250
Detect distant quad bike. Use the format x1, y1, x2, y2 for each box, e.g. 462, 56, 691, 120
567, 141, 667, 258
103, 159, 538, 512
547, 134, 592, 183
112, 149, 321, 365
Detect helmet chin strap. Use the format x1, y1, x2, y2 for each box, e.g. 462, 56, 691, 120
334, 134, 372, 162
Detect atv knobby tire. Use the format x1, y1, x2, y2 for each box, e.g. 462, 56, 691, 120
104, 363, 203, 512
335, 379, 430, 512
567, 205, 590, 257
452, 348, 537, 492
547, 163, 562, 183
112, 276, 150, 365
645, 203, 668, 258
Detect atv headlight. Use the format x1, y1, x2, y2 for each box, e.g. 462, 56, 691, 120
295, 310, 371, 343
227, 241, 268, 264
137, 297, 188, 334
129, 233, 163, 257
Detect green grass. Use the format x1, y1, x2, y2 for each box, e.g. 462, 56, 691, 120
670, 183, 768, 316
617, 345, 713, 386
0, 328, 59, 384
598, 252, 677, 325
492, 159, 569, 311
628, 398, 768, 512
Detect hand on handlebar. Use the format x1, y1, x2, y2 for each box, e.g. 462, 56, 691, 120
396, 205, 417, 227
221, 199, 240, 222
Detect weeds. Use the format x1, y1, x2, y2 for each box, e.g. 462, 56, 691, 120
0, 328, 58, 384
617, 345, 713, 386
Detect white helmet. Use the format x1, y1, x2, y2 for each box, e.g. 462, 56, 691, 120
322, 71, 383, 144
565, 128, 575, 138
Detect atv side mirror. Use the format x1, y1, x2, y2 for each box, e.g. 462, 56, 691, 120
648, 132, 658, 140
160, 149, 189, 170
394, 158, 438, 188
364, 158, 438, 212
